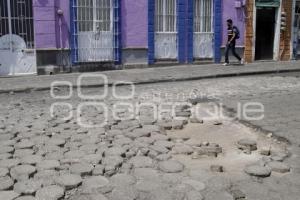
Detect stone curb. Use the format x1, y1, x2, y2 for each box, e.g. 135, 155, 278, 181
1, 68, 300, 94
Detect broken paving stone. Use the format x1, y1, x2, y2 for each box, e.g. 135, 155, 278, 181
0, 140, 16, 146
55, 174, 82, 190
182, 179, 206, 191
71, 194, 108, 200
111, 186, 139, 200
64, 150, 86, 159
0, 146, 14, 154
21, 155, 43, 165
129, 156, 154, 168
0, 176, 14, 190
159, 160, 184, 173
47, 138, 66, 146
172, 144, 194, 155
260, 147, 271, 156
0, 191, 20, 200
154, 140, 174, 149
14, 140, 35, 149
10, 165, 36, 180
13, 179, 42, 195
82, 154, 102, 165
267, 161, 291, 173
189, 117, 204, 124
237, 139, 257, 153
158, 121, 173, 130
229, 189, 246, 200
172, 120, 185, 130
135, 180, 163, 192
133, 168, 160, 180
244, 165, 271, 177
104, 165, 117, 177
15, 196, 37, 200
150, 133, 170, 141
156, 153, 172, 161
37, 160, 60, 170
105, 147, 127, 157
270, 152, 288, 162
81, 176, 111, 194
213, 120, 223, 125
110, 174, 136, 187
35, 185, 65, 200
194, 145, 222, 157
186, 190, 204, 200
0, 153, 12, 160
125, 128, 151, 139
0, 168, 9, 177
14, 149, 34, 158
102, 156, 123, 169
69, 163, 94, 176
92, 165, 105, 176
33, 170, 58, 187
149, 145, 169, 154
210, 165, 224, 172
175, 111, 191, 118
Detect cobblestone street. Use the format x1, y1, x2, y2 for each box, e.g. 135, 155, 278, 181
0, 72, 299, 200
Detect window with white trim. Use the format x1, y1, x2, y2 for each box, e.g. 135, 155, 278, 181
77, 0, 112, 32
155, 0, 177, 33
194, 0, 213, 33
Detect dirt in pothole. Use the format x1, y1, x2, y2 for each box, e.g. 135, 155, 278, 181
167, 119, 288, 180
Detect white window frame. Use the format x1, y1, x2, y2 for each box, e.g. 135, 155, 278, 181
194, 0, 214, 34
155, 0, 177, 33
78, 0, 113, 33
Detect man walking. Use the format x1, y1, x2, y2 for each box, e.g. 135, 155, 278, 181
223, 19, 244, 66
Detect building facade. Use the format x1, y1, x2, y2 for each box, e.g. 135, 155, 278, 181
0, 0, 295, 76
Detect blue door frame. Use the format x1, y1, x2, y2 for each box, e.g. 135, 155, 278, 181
148, 0, 222, 64
70, 0, 122, 65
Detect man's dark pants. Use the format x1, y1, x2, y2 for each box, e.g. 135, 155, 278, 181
225, 41, 241, 64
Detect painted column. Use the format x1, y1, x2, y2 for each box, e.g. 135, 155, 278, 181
114, 0, 122, 64
187, 0, 194, 63
148, 0, 155, 64
214, 0, 222, 63
177, 0, 186, 63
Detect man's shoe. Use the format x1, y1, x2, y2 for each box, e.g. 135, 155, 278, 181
223, 63, 229, 66
240, 58, 245, 65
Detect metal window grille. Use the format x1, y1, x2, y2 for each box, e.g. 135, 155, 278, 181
71, 0, 119, 63
0, 0, 34, 49
193, 0, 214, 58
194, 0, 213, 33
155, 0, 177, 33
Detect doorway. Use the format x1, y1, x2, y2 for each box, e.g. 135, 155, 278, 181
255, 7, 276, 60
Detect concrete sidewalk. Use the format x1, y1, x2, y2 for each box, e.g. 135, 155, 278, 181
1, 61, 300, 93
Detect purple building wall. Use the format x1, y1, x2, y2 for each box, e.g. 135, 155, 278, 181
33, 0, 70, 49
222, 0, 245, 46
32, 1, 244, 53
122, 0, 148, 48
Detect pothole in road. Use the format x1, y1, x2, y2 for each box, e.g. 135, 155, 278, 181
168, 121, 286, 175
165, 104, 290, 181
